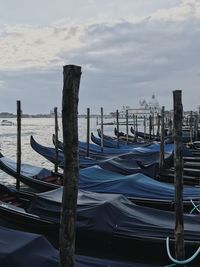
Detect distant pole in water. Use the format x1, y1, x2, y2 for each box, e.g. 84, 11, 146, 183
133, 114, 136, 140
157, 113, 161, 136
144, 115, 146, 141
159, 106, 165, 172
86, 108, 90, 157
194, 114, 198, 141
173, 90, 185, 261
54, 107, 59, 173
100, 107, 104, 152
16, 100, 21, 190
126, 109, 129, 143
152, 113, 155, 136
116, 109, 119, 148
189, 111, 193, 144
149, 115, 152, 141
59, 65, 81, 267
134, 115, 138, 142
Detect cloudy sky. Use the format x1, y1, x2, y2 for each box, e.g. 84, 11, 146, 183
0, 0, 199, 114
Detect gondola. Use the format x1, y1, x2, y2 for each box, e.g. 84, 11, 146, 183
0, 154, 200, 211
130, 127, 172, 142
0, 225, 145, 267
97, 128, 140, 144
91, 132, 148, 149
0, 184, 200, 262
51, 134, 175, 158
0, 152, 62, 191
32, 135, 173, 175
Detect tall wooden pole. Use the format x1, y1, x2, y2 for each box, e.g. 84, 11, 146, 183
54, 107, 59, 173
173, 90, 185, 261
159, 106, 165, 172
116, 109, 119, 148
144, 116, 146, 141
16, 100, 21, 190
157, 114, 161, 136
135, 115, 138, 142
149, 115, 152, 141
194, 114, 198, 141
126, 109, 129, 143
86, 108, 90, 157
152, 113, 155, 136
59, 65, 81, 267
189, 111, 193, 143
100, 107, 104, 152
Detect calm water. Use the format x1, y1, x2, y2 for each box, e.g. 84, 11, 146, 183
0, 117, 134, 187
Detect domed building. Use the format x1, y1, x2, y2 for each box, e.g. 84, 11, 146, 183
117, 94, 160, 118
147, 94, 160, 113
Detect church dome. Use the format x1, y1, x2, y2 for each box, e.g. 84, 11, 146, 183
148, 94, 159, 109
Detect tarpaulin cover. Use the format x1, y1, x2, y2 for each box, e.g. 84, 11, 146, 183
91, 133, 150, 149
0, 226, 58, 267
0, 154, 52, 180
0, 226, 151, 267
79, 140, 174, 155
28, 189, 200, 242
30, 136, 173, 172
79, 165, 200, 200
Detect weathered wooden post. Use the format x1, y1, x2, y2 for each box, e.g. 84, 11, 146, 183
189, 111, 193, 143
149, 115, 152, 141
173, 90, 185, 261
152, 113, 155, 136
134, 115, 138, 141
86, 108, 90, 157
159, 106, 165, 172
157, 113, 161, 136
100, 107, 104, 152
59, 65, 81, 267
144, 115, 146, 141
16, 100, 21, 190
54, 107, 59, 173
116, 109, 119, 148
194, 114, 198, 141
126, 109, 129, 143
133, 114, 135, 132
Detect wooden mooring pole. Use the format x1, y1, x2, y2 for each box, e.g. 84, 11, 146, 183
173, 90, 185, 261
116, 109, 119, 148
59, 65, 81, 267
86, 108, 90, 157
159, 106, 165, 172
126, 109, 129, 143
100, 107, 104, 152
144, 116, 146, 141
54, 107, 59, 173
190, 111, 194, 144
16, 100, 21, 190
149, 115, 152, 141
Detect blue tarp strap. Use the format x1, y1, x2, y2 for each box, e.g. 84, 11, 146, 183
165, 237, 200, 265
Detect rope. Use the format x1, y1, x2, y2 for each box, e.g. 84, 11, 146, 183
166, 237, 200, 265
190, 199, 200, 214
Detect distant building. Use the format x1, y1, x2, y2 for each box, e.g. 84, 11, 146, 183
118, 94, 161, 118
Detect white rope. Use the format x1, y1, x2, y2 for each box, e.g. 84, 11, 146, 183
166, 237, 200, 265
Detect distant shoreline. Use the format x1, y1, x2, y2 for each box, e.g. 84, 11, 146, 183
0, 112, 100, 119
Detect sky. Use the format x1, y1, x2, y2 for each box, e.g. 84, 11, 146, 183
0, 0, 199, 114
